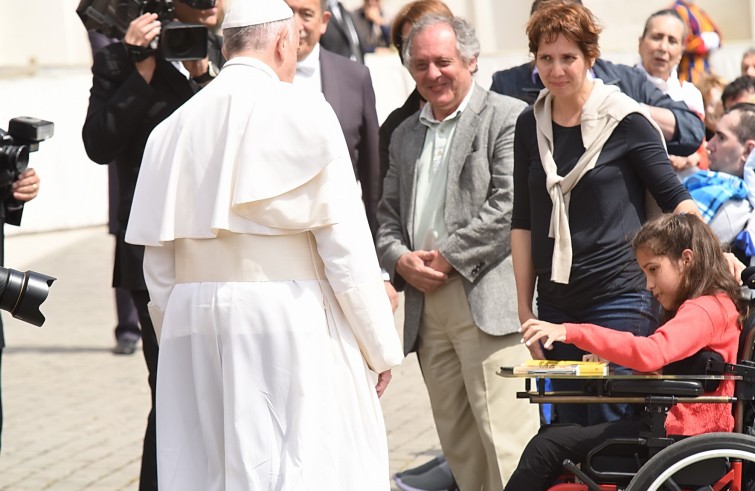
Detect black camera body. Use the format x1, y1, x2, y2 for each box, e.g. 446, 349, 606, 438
76, 0, 216, 61
0, 117, 54, 190
0, 118, 55, 327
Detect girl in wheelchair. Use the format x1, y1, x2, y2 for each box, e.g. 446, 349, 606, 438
504, 214, 748, 490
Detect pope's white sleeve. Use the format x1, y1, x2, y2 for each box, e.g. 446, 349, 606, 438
142, 242, 176, 344
310, 158, 404, 373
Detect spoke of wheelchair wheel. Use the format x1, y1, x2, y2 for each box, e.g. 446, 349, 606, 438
661, 478, 681, 491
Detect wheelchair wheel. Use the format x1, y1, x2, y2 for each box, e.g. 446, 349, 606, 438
625, 432, 755, 490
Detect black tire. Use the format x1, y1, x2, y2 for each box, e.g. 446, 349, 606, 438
626, 433, 755, 491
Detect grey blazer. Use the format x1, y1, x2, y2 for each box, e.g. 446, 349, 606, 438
376, 83, 527, 354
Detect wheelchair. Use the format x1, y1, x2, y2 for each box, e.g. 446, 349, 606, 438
512, 270, 755, 491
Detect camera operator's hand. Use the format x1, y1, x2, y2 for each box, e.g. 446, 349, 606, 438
124, 13, 161, 84
182, 58, 210, 81
12, 168, 39, 202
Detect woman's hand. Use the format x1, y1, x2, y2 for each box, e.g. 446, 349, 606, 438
520, 318, 567, 352
376, 370, 392, 397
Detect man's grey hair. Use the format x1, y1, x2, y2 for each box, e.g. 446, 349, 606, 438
402, 15, 480, 73
223, 17, 295, 56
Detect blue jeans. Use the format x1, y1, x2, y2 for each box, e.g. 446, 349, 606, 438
537, 290, 659, 426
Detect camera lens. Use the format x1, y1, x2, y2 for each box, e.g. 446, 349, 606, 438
0, 267, 55, 327
160, 23, 208, 60
163, 29, 194, 59
0, 144, 28, 169
0, 144, 28, 187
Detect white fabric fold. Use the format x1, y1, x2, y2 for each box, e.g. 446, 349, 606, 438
335, 281, 404, 373
126, 57, 349, 247
533, 79, 665, 283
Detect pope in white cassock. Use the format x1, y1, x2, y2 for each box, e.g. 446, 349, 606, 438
124, 1, 404, 489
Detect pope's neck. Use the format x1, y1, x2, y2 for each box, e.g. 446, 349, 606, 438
230, 51, 284, 80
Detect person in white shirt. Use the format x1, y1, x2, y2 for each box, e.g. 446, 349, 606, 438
637, 8, 707, 179
125, 1, 403, 489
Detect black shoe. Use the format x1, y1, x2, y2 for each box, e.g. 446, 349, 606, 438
395, 455, 447, 479
112, 338, 137, 355
394, 457, 457, 491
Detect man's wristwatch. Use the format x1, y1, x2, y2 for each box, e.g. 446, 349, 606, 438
192, 61, 219, 84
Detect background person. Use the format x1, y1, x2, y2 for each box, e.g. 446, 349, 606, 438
320, 0, 365, 62
511, 0, 700, 427
636, 8, 707, 177
86, 31, 142, 356
351, 0, 392, 53
683, 103, 755, 260
671, 0, 721, 85
722, 75, 755, 110
742, 47, 755, 78
695, 72, 727, 141
506, 213, 744, 491
0, 163, 40, 451
81, 2, 224, 488
286, 0, 382, 238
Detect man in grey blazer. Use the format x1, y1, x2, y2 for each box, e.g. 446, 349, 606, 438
286, 0, 381, 237
376, 15, 539, 490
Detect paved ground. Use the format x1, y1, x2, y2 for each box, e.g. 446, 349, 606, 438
0, 226, 442, 490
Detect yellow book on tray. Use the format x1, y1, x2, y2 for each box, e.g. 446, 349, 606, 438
513, 360, 609, 376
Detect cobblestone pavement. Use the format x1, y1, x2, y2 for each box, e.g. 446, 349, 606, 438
0, 226, 441, 490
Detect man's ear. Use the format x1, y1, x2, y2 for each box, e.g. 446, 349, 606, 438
746, 140, 755, 158
320, 11, 331, 34
468, 55, 478, 75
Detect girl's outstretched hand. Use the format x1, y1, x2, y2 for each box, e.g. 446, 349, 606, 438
520, 319, 568, 352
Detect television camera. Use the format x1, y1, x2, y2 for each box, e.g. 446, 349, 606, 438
0, 117, 56, 327
76, 0, 216, 61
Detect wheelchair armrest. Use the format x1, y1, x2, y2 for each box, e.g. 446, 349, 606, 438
606, 379, 704, 397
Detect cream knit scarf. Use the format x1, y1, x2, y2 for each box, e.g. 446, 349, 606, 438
533, 78, 665, 284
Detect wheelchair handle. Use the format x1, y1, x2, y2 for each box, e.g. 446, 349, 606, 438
742, 266, 755, 289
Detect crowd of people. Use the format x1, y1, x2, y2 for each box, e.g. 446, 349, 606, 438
6, 0, 755, 490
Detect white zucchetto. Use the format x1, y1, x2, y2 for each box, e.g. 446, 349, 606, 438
221, 0, 293, 30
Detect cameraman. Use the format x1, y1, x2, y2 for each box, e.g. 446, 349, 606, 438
0, 167, 39, 451
81, 2, 224, 489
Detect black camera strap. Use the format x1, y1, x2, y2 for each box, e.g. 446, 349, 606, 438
124, 41, 157, 63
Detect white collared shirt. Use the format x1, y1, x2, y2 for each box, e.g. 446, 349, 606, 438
634, 63, 705, 115
412, 84, 475, 250
293, 44, 322, 93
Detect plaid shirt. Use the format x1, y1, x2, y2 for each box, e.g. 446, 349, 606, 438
684, 170, 748, 222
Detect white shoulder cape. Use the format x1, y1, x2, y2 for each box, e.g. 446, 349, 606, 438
126, 57, 354, 246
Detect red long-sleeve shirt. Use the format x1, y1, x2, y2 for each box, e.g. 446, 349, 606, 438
565, 294, 740, 435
